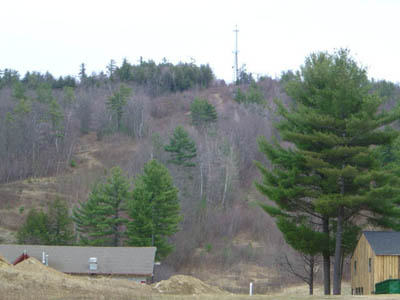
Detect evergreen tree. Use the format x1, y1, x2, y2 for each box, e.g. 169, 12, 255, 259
79, 63, 87, 82
375, 127, 400, 167
275, 216, 327, 295
73, 167, 129, 246
61, 86, 76, 108
126, 180, 153, 247
35, 83, 54, 103
256, 49, 400, 295
234, 87, 246, 103
126, 159, 181, 260
12, 81, 26, 101
190, 98, 217, 127
106, 59, 116, 79
164, 126, 197, 167
246, 82, 264, 105
48, 99, 64, 138
106, 84, 132, 131
234, 82, 264, 105
47, 197, 74, 245
117, 58, 133, 81
17, 208, 50, 245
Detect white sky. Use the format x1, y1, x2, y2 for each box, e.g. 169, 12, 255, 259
2, 0, 400, 83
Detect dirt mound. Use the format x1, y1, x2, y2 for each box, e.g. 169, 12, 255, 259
0, 256, 152, 299
153, 274, 226, 295
14, 257, 67, 277
0, 254, 10, 268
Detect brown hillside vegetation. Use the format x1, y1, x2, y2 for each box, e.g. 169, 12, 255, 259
0, 81, 293, 291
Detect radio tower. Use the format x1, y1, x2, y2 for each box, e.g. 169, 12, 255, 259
233, 25, 239, 84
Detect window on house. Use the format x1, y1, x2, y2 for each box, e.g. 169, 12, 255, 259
368, 258, 372, 272
354, 260, 357, 275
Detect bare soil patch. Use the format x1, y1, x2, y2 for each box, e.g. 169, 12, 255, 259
153, 274, 227, 295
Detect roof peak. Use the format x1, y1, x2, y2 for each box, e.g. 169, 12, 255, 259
363, 231, 400, 255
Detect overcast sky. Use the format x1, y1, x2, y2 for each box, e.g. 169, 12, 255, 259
2, 0, 400, 83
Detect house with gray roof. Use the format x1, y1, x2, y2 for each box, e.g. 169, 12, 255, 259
351, 231, 400, 295
0, 245, 156, 283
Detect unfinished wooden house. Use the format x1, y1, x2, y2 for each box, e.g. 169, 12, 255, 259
351, 231, 400, 295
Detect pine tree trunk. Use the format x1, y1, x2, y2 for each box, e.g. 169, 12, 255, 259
114, 209, 119, 246
323, 217, 331, 295
339, 245, 345, 289
200, 161, 203, 200
222, 160, 229, 206
333, 206, 344, 295
309, 256, 314, 295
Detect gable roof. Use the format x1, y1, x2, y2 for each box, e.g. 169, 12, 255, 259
363, 231, 400, 255
0, 245, 156, 275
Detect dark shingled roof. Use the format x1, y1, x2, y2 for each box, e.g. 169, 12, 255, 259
363, 231, 400, 255
0, 245, 156, 275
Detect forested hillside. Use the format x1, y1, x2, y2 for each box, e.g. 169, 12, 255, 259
1, 58, 400, 292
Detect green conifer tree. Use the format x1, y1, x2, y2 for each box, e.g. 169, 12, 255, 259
48, 99, 64, 138
275, 216, 327, 295
106, 84, 132, 131
126, 160, 181, 260
12, 81, 26, 101
117, 58, 133, 81
47, 197, 74, 245
164, 126, 197, 167
190, 98, 217, 127
106, 59, 116, 79
73, 167, 129, 246
17, 208, 50, 245
79, 63, 87, 82
256, 49, 400, 295
35, 83, 54, 103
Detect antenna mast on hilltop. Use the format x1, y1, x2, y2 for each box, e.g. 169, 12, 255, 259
233, 25, 239, 84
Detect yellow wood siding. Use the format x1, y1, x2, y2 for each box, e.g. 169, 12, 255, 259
374, 255, 399, 284
351, 233, 400, 295
351, 234, 375, 294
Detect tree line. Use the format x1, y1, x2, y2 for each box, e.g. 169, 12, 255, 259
0, 58, 214, 94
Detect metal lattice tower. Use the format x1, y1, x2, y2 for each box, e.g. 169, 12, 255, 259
233, 25, 239, 83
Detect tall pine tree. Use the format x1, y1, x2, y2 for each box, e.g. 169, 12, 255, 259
106, 84, 132, 131
17, 208, 50, 245
73, 167, 129, 246
126, 159, 181, 260
47, 197, 74, 245
256, 49, 400, 295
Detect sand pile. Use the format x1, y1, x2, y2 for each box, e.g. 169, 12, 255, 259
15, 257, 68, 277
153, 275, 226, 295
0, 256, 151, 299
